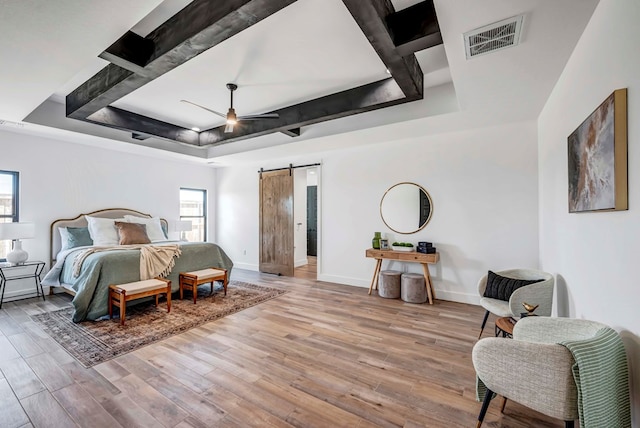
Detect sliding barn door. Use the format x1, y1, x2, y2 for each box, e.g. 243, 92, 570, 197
260, 169, 294, 276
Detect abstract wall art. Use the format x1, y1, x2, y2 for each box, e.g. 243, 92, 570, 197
568, 88, 628, 213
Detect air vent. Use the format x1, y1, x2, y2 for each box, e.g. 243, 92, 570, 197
464, 15, 524, 59
0, 119, 26, 128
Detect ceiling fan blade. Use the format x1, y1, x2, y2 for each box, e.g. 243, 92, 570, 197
224, 123, 235, 133
238, 113, 280, 120
180, 100, 226, 119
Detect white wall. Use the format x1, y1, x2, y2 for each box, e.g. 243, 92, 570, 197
0, 129, 216, 298
217, 120, 539, 303
215, 164, 261, 271
538, 0, 640, 422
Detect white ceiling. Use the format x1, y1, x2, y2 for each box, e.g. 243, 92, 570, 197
0, 0, 164, 120
1, 0, 599, 166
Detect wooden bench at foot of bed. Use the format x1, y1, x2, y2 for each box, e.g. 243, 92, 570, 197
109, 278, 171, 325
179, 268, 228, 304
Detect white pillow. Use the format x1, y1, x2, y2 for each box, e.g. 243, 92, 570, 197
123, 215, 166, 242
59, 227, 70, 251
85, 216, 123, 246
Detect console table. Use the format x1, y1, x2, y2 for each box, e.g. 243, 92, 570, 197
365, 249, 439, 304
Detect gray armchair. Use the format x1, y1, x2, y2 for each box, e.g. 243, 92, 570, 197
472, 317, 631, 428
478, 268, 554, 338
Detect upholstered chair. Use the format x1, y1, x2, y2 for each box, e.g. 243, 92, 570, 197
473, 317, 631, 428
477, 269, 554, 338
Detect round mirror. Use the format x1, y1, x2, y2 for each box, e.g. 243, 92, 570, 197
380, 182, 433, 234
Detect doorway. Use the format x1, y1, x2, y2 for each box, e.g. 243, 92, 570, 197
307, 185, 317, 256
294, 167, 318, 279
259, 164, 320, 279
259, 169, 294, 276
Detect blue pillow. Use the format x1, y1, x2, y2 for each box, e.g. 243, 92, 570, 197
66, 227, 93, 249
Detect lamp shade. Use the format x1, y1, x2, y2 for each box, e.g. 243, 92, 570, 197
0, 222, 35, 240
174, 220, 192, 232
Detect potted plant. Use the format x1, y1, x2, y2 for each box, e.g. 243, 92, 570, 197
391, 242, 414, 252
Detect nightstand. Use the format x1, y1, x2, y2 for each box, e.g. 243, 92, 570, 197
0, 261, 46, 309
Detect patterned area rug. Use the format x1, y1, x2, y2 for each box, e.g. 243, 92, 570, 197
31, 281, 286, 368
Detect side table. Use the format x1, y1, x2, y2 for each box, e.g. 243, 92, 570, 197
0, 261, 46, 309
495, 317, 517, 338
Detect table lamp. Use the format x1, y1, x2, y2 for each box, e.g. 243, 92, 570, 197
174, 220, 192, 241
0, 222, 35, 265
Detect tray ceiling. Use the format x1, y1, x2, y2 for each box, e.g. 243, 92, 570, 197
1, 0, 600, 165
62, 0, 437, 148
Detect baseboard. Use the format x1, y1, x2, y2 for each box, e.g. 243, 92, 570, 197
294, 258, 308, 268
316, 274, 480, 306
435, 289, 480, 305
232, 262, 259, 272
316, 274, 370, 288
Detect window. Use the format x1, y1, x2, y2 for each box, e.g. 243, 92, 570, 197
0, 171, 19, 261
180, 188, 207, 242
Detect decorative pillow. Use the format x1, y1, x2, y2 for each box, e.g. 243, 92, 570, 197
85, 216, 124, 246
483, 270, 543, 301
59, 227, 71, 251
114, 222, 151, 245
123, 215, 166, 242
66, 227, 93, 249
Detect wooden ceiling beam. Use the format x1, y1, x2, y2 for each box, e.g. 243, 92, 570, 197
341, 0, 424, 99
198, 79, 410, 146
386, 1, 442, 57
66, 0, 441, 147
87, 107, 200, 146
98, 31, 155, 75
280, 128, 301, 138
66, 0, 297, 119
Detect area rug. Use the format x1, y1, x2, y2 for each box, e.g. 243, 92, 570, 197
31, 281, 286, 368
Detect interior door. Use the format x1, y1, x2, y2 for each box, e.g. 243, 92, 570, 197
259, 169, 294, 276
306, 185, 317, 256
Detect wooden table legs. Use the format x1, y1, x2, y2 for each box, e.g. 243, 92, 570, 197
422, 263, 436, 304
368, 259, 382, 295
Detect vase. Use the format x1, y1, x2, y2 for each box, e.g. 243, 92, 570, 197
372, 232, 381, 249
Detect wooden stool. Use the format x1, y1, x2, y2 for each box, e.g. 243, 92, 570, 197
179, 268, 228, 304
108, 278, 171, 326
378, 270, 402, 299
401, 273, 427, 303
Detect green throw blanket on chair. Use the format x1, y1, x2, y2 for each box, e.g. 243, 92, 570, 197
561, 327, 631, 428
475, 327, 631, 428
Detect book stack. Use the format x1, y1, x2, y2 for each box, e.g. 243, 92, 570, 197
417, 241, 436, 254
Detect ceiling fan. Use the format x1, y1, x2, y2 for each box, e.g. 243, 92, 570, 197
181, 83, 279, 133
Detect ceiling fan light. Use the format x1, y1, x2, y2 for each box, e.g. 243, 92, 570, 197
226, 108, 237, 125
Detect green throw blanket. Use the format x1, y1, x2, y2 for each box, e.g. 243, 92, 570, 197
561, 328, 631, 428
476, 328, 631, 428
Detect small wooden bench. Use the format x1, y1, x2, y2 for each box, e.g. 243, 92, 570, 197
108, 278, 171, 325
179, 268, 228, 304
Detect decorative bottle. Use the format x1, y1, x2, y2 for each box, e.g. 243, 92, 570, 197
372, 232, 381, 249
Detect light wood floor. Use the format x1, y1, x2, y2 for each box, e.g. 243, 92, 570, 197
293, 256, 317, 280
0, 270, 564, 428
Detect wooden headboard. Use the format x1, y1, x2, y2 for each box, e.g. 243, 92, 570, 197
50, 208, 168, 267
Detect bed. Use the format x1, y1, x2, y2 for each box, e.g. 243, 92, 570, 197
43, 208, 233, 322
